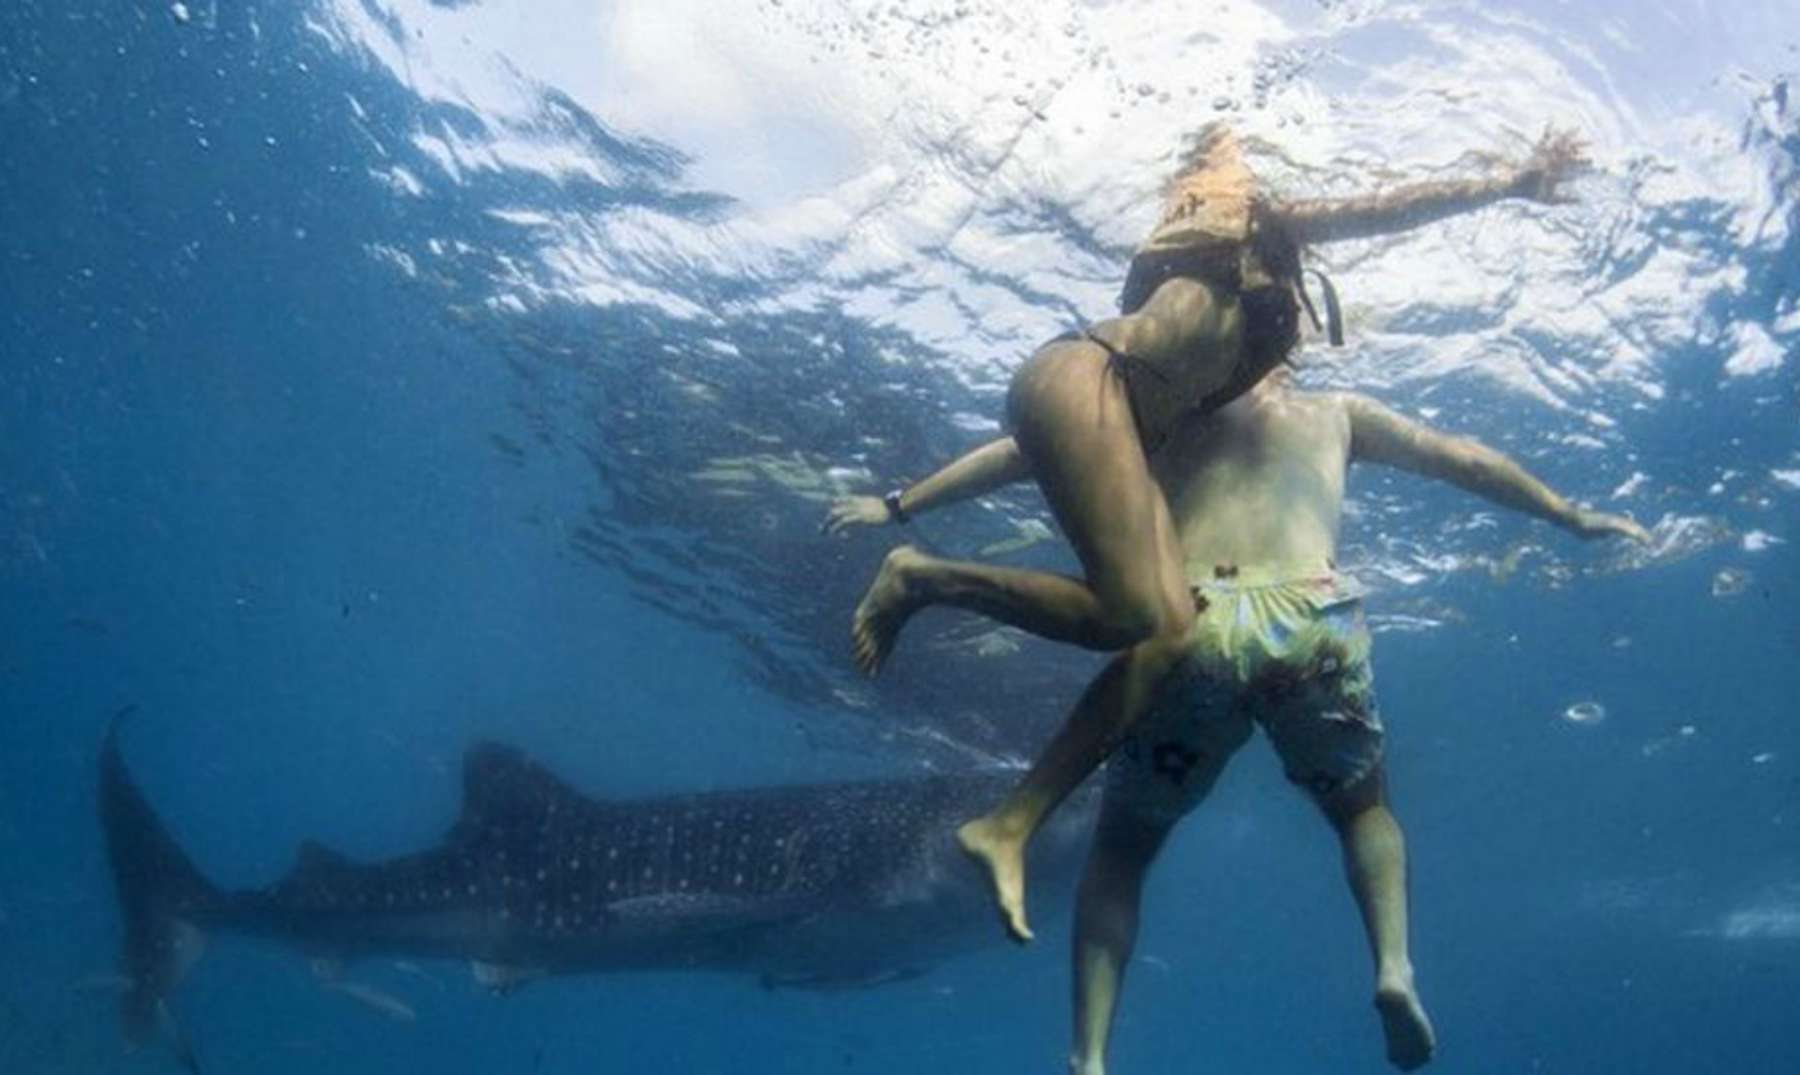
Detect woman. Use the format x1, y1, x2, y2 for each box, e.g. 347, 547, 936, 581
826, 127, 1588, 941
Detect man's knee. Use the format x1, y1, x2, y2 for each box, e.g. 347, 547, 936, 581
1309, 766, 1385, 827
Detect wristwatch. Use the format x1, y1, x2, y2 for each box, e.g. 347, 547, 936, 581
883, 489, 910, 524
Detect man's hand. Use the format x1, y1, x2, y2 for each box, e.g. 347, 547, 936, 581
823, 495, 891, 536
1571, 508, 1650, 543
1511, 128, 1591, 204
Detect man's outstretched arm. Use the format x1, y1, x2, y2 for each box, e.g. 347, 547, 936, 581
1268, 129, 1588, 246
1343, 394, 1649, 541
822, 436, 1031, 535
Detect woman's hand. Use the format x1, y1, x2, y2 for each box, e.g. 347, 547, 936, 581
822, 495, 891, 536
1572, 508, 1651, 543
1512, 128, 1591, 204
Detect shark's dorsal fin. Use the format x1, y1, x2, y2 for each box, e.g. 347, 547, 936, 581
456, 742, 596, 833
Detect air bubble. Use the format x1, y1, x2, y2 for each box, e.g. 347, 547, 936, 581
1562, 701, 1606, 726
1711, 567, 1750, 597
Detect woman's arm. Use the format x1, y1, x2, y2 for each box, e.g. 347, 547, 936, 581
1269, 129, 1588, 246
822, 436, 1031, 535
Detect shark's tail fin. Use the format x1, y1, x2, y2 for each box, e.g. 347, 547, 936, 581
99, 707, 219, 1068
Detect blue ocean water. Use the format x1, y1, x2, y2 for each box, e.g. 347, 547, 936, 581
3, 1, 1796, 1072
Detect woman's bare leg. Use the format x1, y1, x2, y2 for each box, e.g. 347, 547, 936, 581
853, 279, 1237, 672
851, 546, 1129, 674
858, 284, 1239, 938
951, 338, 1205, 941
851, 333, 1198, 662
851, 341, 1187, 673
956, 631, 1188, 941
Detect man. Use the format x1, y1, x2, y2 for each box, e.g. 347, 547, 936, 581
827, 367, 1646, 1071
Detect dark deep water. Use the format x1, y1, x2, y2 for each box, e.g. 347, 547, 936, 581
3, 2, 1797, 1072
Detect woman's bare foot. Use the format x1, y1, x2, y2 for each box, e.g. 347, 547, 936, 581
851, 545, 929, 676
1375, 970, 1436, 1071
956, 814, 1033, 943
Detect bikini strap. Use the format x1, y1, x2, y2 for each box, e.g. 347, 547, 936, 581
1079, 328, 1175, 385
1296, 270, 1345, 347
1073, 327, 1176, 455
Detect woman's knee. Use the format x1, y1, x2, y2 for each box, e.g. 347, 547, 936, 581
1080, 597, 1187, 651
1083, 564, 1189, 645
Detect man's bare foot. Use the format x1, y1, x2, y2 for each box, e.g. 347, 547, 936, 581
956, 814, 1033, 943
1375, 972, 1436, 1071
851, 545, 928, 676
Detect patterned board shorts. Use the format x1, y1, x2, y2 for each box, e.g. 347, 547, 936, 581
1107, 568, 1384, 821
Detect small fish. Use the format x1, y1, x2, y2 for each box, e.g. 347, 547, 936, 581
323, 981, 417, 1023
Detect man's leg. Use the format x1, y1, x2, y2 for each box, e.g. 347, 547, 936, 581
1070, 798, 1181, 1075
1315, 768, 1435, 1071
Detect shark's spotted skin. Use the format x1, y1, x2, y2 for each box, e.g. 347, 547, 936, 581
101, 719, 1096, 1061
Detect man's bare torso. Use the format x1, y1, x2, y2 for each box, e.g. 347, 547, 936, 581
1150, 377, 1354, 578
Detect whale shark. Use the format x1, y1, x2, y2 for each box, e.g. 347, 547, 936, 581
100, 712, 1095, 1065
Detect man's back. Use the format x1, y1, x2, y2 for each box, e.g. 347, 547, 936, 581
1153, 378, 1354, 576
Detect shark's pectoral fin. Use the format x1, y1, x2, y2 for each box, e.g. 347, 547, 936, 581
605, 893, 742, 919
471, 961, 546, 996
604, 892, 808, 929
759, 966, 930, 992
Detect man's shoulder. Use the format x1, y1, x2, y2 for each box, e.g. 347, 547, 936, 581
1280, 387, 1362, 417
1260, 388, 1355, 449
